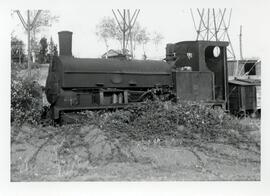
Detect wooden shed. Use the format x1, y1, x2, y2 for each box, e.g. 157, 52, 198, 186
228, 79, 260, 115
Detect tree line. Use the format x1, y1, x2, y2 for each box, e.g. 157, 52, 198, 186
11, 36, 58, 64
11, 10, 59, 66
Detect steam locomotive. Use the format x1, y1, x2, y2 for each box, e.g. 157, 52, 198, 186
45, 31, 229, 120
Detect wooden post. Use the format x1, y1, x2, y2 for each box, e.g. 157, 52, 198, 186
239, 25, 243, 60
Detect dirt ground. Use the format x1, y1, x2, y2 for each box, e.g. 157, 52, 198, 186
10, 119, 260, 181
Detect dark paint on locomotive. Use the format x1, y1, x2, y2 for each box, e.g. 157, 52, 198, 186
45, 31, 229, 120
166, 41, 229, 103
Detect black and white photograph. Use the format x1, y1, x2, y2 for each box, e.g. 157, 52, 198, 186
1, 0, 270, 195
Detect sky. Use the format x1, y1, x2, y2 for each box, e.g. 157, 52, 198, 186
10, 2, 268, 60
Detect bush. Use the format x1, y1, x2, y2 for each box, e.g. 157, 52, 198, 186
11, 36, 26, 63
11, 62, 27, 72
80, 100, 259, 150
91, 101, 212, 141
11, 72, 43, 125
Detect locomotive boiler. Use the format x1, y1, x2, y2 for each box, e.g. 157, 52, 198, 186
45, 31, 229, 120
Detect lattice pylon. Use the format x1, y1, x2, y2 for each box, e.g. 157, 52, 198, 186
112, 9, 140, 57
15, 10, 42, 71
190, 8, 236, 60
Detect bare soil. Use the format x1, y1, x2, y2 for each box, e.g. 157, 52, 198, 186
10, 119, 260, 181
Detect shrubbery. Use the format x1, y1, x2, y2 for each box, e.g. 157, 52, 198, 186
11, 62, 28, 72
11, 71, 43, 125
79, 100, 259, 150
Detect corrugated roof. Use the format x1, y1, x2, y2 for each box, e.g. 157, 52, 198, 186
229, 79, 260, 86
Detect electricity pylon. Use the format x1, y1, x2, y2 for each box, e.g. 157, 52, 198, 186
15, 10, 42, 71
112, 9, 140, 57
190, 8, 236, 60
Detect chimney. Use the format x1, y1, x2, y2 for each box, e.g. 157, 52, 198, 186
58, 31, 73, 56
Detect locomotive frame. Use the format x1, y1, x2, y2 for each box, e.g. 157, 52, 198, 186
45, 31, 229, 120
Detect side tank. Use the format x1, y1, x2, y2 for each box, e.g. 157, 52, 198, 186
45, 31, 173, 119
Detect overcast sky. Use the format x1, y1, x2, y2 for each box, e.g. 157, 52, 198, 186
10, 1, 268, 60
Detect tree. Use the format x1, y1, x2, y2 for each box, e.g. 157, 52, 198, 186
48, 37, 54, 55
53, 45, 58, 57
14, 10, 59, 70
48, 37, 58, 61
11, 36, 25, 64
134, 27, 150, 56
96, 17, 119, 54
38, 37, 48, 63
49, 37, 58, 56
129, 23, 141, 52
96, 17, 151, 58
152, 31, 164, 49
30, 10, 59, 62
30, 10, 59, 43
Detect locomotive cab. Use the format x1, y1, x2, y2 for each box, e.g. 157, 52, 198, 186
166, 40, 229, 108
